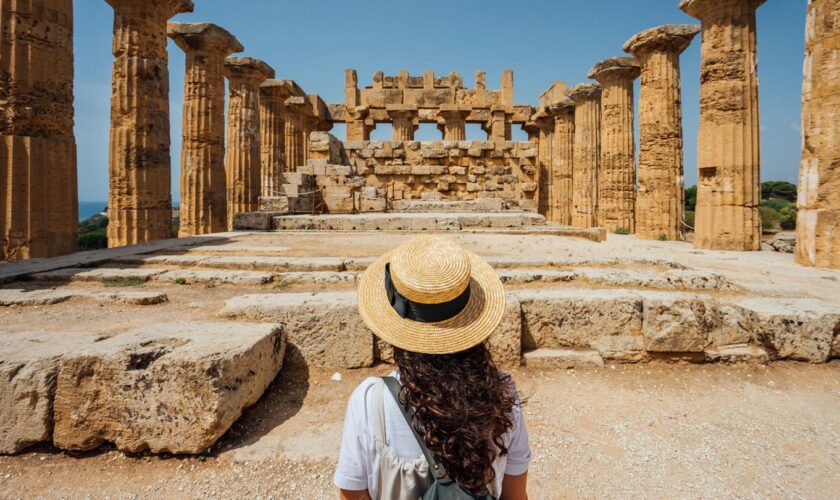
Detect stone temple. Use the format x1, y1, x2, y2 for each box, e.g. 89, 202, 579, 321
0, 0, 839, 461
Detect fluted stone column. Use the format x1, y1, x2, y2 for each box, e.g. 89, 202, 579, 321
347, 106, 373, 141
486, 105, 512, 143
589, 57, 641, 233
796, 0, 840, 269
567, 84, 601, 228
625, 25, 699, 241
224, 58, 274, 230
283, 97, 307, 172
168, 23, 242, 236
386, 106, 419, 141
551, 99, 575, 226
681, 0, 765, 250
259, 80, 290, 197
104, 0, 194, 248
0, 0, 77, 260
534, 113, 555, 220
437, 106, 471, 141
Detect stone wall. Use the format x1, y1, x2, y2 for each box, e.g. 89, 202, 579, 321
329, 136, 539, 210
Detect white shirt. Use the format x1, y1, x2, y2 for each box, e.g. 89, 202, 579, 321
333, 373, 531, 498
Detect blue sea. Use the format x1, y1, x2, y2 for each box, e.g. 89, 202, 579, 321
79, 201, 107, 221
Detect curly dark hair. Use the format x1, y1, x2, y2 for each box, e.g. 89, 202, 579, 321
393, 343, 519, 495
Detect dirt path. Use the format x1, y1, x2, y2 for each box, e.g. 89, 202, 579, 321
2, 361, 839, 499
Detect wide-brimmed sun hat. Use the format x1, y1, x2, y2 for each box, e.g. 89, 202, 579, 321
357, 235, 506, 355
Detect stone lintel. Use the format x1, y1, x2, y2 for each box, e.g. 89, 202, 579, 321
224, 57, 275, 80
105, 0, 194, 16
167, 22, 244, 54
679, 0, 766, 19
539, 81, 568, 109
623, 24, 700, 56
566, 83, 602, 103
587, 56, 641, 83
549, 97, 575, 116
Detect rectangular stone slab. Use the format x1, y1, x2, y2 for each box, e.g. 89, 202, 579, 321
52, 322, 285, 454
0, 331, 102, 454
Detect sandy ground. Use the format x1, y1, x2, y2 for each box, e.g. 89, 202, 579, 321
1, 361, 839, 499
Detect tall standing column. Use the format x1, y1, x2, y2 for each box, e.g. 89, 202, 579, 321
224, 57, 274, 230
485, 105, 512, 143
681, 0, 765, 250
624, 25, 699, 241
168, 23, 243, 236
104, 0, 194, 248
386, 105, 419, 141
551, 99, 575, 226
0, 0, 77, 260
796, 0, 840, 269
534, 112, 555, 220
283, 96, 307, 172
259, 80, 290, 197
589, 57, 641, 233
567, 84, 601, 228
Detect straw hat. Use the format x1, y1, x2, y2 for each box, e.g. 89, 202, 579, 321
357, 235, 506, 355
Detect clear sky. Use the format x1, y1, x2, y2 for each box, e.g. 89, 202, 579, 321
74, 0, 807, 202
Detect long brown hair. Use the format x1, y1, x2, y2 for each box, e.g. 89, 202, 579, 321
393, 343, 519, 495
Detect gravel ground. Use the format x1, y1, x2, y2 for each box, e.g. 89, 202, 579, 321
2, 361, 839, 499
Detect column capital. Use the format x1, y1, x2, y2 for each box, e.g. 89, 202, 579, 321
385, 104, 419, 122
224, 57, 275, 81
623, 24, 700, 57
167, 22, 244, 55
548, 97, 575, 119
679, 0, 766, 20
566, 83, 601, 104
105, 0, 194, 17
436, 105, 471, 121
588, 56, 641, 85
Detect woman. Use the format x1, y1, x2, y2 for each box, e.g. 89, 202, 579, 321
334, 235, 530, 499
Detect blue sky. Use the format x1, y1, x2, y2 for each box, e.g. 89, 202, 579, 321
74, 0, 806, 202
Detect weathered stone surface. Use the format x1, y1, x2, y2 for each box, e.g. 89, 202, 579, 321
33, 268, 165, 283
0, 0, 78, 260
220, 292, 373, 369
795, 0, 840, 269
0, 331, 101, 454
550, 99, 575, 226
589, 57, 640, 233
0, 287, 167, 306
105, 0, 195, 247
768, 231, 796, 253
487, 294, 522, 368
523, 348, 604, 369
681, 0, 764, 251
737, 298, 840, 363
159, 269, 273, 285
624, 25, 699, 241
225, 57, 274, 230
169, 23, 244, 236
53, 322, 285, 454
641, 292, 712, 352
567, 84, 601, 228
705, 344, 769, 364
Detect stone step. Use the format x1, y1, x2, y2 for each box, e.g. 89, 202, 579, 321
185, 245, 291, 254
269, 212, 547, 232
221, 288, 840, 367
497, 268, 734, 290
523, 348, 605, 369
0, 288, 167, 306
32, 267, 165, 283
52, 322, 286, 454
388, 198, 524, 213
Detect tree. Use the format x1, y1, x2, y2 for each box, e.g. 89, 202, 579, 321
684, 185, 697, 211
761, 181, 796, 202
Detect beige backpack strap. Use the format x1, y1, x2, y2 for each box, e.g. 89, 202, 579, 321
371, 377, 387, 445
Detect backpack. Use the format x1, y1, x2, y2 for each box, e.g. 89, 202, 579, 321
381, 377, 496, 500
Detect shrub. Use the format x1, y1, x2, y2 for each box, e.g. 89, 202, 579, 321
761, 181, 797, 202
684, 210, 695, 229
759, 206, 780, 230
684, 185, 697, 211
780, 205, 797, 230
614, 227, 630, 235
174, 277, 187, 285
762, 198, 792, 212
657, 234, 668, 241
103, 277, 144, 287
77, 227, 108, 251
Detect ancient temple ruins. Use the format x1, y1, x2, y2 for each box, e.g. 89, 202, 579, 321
0, 0, 837, 270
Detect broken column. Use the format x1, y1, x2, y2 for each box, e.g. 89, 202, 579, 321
681, 0, 765, 250
224, 58, 274, 230
486, 105, 512, 143
347, 106, 373, 141
567, 84, 602, 228
624, 24, 699, 241
386, 105, 419, 141
168, 22, 243, 236
588, 57, 641, 233
104, 0, 194, 247
259, 80, 290, 196
795, 0, 840, 269
437, 105, 471, 141
551, 99, 575, 226
0, 0, 78, 260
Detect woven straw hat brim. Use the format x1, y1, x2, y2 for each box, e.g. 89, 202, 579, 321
357, 248, 506, 355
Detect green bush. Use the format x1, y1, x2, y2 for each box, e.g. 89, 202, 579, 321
780, 205, 797, 230
684, 185, 697, 211
614, 227, 630, 235
759, 206, 780, 230
684, 210, 695, 229
761, 181, 797, 202
761, 198, 792, 212
77, 227, 108, 251
171, 217, 180, 238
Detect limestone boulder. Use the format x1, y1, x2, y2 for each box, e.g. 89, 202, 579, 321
737, 298, 840, 363
220, 292, 373, 369
486, 293, 522, 368
0, 331, 101, 454
641, 292, 715, 352
523, 348, 604, 369
52, 322, 285, 454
